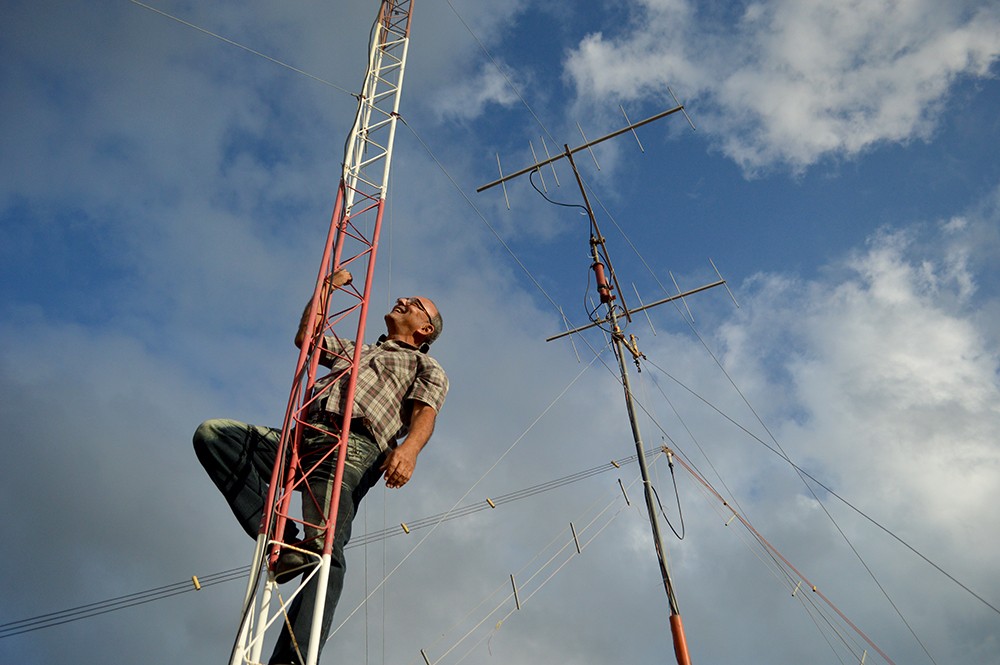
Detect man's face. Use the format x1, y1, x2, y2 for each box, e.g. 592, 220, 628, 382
385, 296, 437, 340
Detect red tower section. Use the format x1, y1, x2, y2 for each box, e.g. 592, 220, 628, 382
231, 4, 415, 664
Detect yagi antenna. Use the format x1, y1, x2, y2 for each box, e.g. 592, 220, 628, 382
477, 97, 708, 665
477, 104, 687, 194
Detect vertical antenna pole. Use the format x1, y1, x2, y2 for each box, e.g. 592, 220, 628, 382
565, 149, 692, 665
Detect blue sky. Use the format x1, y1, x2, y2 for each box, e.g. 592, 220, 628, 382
2, 1, 1000, 664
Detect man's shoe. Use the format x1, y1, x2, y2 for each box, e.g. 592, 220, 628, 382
274, 549, 316, 584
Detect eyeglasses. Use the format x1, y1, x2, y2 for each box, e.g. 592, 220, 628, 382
405, 297, 433, 327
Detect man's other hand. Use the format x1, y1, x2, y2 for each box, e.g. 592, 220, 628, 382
380, 445, 418, 488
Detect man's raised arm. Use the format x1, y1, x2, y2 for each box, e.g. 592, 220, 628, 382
294, 269, 352, 348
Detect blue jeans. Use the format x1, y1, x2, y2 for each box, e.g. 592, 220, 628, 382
193, 418, 386, 664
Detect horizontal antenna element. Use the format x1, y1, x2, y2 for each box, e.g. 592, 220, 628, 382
620, 105, 645, 152
546, 277, 727, 342
477, 105, 687, 193
577, 121, 601, 170
495, 153, 511, 209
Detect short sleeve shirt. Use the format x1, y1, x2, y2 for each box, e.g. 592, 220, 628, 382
313, 336, 449, 452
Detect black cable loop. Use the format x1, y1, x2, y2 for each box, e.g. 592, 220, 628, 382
528, 168, 589, 215
649, 456, 686, 540
526, 169, 617, 334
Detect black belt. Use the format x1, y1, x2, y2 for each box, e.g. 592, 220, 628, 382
308, 411, 374, 441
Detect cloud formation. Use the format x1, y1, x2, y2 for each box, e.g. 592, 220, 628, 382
565, 0, 1000, 172
1, 2, 999, 664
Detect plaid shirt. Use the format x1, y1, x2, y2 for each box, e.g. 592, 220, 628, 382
313, 336, 448, 452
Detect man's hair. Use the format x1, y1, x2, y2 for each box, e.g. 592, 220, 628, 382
426, 308, 443, 345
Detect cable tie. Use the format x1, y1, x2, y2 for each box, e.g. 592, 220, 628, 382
401, 522, 410, 534
486, 498, 496, 508
191, 576, 201, 591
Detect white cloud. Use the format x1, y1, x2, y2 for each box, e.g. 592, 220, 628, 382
564, 0, 1000, 172
719, 218, 1000, 548
613, 210, 1000, 662
432, 62, 522, 121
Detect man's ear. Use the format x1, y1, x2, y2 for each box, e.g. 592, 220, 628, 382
416, 323, 434, 352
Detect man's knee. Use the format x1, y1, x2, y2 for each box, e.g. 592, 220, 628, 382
193, 418, 219, 451
192, 418, 240, 463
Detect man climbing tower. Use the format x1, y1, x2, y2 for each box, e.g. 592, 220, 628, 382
193, 269, 449, 664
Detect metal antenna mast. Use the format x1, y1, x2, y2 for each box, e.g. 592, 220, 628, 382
478, 106, 725, 665
231, 3, 415, 665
